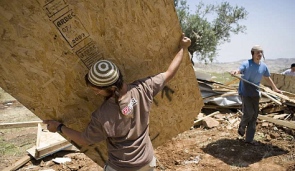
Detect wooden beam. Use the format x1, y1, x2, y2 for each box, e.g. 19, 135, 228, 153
258, 115, 295, 129
0, 121, 42, 129
2, 154, 31, 171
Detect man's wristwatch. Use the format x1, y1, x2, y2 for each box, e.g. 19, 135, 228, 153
57, 123, 65, 134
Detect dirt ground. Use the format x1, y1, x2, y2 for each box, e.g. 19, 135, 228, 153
1, 91, 295, 171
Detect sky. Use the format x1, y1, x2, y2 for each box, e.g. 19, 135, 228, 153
185, 0, 295, 63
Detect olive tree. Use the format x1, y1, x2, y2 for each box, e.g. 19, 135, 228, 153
175, 0, 248, 63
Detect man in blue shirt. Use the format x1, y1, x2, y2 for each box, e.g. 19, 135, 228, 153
231, 45, 281, 145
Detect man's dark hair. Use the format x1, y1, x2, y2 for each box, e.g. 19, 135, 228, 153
291, 63, 295, 68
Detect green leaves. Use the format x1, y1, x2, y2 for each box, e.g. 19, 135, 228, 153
175, 0, 248, 63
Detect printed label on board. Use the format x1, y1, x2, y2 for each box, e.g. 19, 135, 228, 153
43, 0, 103, 69
53, 10, 89, 47
76, 41, 103, 69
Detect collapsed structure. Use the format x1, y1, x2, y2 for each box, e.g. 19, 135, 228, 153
198, 73, 295, 121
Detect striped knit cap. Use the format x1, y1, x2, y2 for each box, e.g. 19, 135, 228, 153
88, 60, 119, 87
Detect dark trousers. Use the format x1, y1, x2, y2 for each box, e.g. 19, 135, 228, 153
239, 96, 260, 142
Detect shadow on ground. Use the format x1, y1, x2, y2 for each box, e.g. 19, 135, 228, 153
201, 138, 289, 167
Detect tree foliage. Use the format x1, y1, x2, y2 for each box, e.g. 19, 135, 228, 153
175, 0, 248, 63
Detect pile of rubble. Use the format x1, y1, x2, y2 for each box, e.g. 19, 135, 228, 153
196, 74, 295, 132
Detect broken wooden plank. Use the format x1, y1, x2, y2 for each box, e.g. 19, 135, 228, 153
261, 92, 282, 105
258, 115, 295, 129
2, 154, 31, 171
194, 111, 220, 126
0, 121, 42, 129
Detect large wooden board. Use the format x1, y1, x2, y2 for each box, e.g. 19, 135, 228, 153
0, 0, 203, 166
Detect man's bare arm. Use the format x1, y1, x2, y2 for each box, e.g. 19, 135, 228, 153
163, 33, 191, 83
43, 120, 91, 146
263, 76, 281, 93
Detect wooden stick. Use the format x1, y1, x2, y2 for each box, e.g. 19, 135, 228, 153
0, 121, 42, 129
230, 74, 261, 89
194, 111, 220, 126
230, 74, 283, 105
231, 73, 293, 102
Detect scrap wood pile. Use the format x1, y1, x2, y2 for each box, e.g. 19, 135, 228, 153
196, 75, 295, 131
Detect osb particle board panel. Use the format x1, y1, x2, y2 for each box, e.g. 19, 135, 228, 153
261, 73, 295, 94
0, 0, 203, 166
